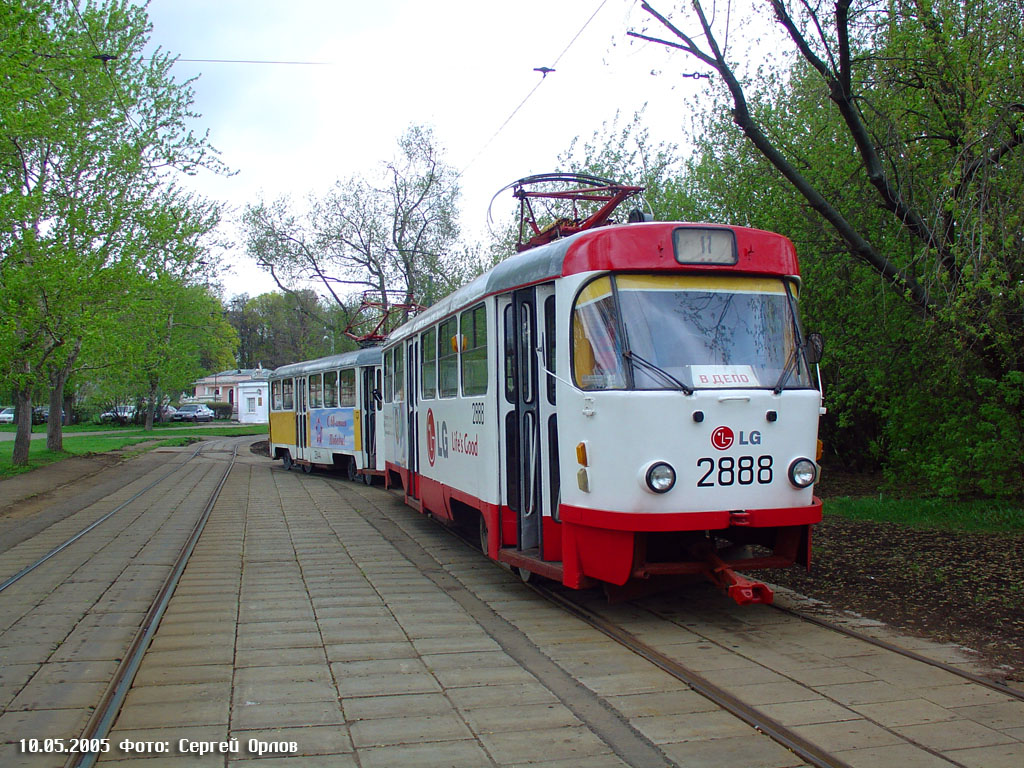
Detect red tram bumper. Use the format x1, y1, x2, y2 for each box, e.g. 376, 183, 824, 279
557, 500, 822, 604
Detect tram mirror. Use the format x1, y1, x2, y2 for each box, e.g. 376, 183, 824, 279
805, 332, 825, 365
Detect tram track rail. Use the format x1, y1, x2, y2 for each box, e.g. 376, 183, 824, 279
422, 512, 838, 767
532, 578, 1024, 768
65, 442, 238, 768
412, 497, 1021, 768
0, 444, 209, 596
534, 582, 850, 768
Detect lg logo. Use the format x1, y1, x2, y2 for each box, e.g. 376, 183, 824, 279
711, 426, 762, 451
711, 426, 734, 450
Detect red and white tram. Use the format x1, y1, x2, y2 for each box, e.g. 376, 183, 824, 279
376, 219, 824, 604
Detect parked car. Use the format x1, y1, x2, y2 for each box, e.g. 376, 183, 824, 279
0, 407, 14, 424
100, 405, 136, 422
172, 403, 214, 422
31, 406, 65, 424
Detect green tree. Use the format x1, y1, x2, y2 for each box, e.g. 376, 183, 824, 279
558, 107, 684, 221
632, 0, 1024, 497
225, 290, 354, 370
243, 124, 472, 329
120, 278, 237, 429
0, 0, 226, 461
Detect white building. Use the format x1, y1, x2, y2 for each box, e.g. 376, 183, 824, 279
236, 379, 270, 424
191, 368, 270, 422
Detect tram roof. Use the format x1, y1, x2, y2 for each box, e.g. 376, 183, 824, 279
388, 221, 799, 343
269, 345, 383, 379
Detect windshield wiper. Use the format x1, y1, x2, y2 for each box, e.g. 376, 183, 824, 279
773, 349, 799, 394
773, 282, 808, 394
624, 350, 693, 394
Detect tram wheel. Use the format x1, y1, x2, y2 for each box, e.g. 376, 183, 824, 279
517, 566, 540, 584
362, 471, 373, 486
301, 462, 313, 474
281, 451, 293, 471
346, 458, 358, 482
478, 515, 489, 556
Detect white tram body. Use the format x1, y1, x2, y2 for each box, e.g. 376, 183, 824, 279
267, 347, 384, 482
374, 221, 823, 603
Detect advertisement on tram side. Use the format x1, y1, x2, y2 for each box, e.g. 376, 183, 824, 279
310, 407, 356, 450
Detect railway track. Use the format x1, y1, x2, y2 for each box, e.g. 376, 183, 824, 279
0, 444, 213, 595
66, 442, 237, 768
765, 601, 1024, 701
0, 438, 240, 768
538, 580, 1023, 768
536, 584, 848, 768
351, 478, 1020, 768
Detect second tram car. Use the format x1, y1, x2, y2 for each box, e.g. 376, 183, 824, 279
269, 216, 824, 605
268, 347, 384, 482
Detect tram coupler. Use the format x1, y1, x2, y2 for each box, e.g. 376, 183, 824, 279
703, 550, 774, 605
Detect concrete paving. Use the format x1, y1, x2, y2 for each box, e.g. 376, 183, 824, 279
2, 441, 1022, 767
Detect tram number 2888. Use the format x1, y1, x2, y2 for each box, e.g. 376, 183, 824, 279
696, 455, 773, 487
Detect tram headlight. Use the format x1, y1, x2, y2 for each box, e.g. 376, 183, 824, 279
645, 462, 676, 494
788, 458, 817, 488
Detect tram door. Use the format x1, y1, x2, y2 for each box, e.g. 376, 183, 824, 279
502, 285, 557, 555
360, 366, 378, 472
406, 338, 420, 500
295, 376, 309, 461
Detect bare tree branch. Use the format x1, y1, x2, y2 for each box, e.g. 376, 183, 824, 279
639, 0, 933, 311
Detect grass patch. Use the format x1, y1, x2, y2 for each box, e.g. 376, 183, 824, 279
826, 496, 1024, 534
0, 425, 266, 478
0, 422, 268, 434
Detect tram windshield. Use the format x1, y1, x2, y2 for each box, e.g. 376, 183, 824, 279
572, 274, 813, 391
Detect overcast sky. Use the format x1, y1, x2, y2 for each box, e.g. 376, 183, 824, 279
143, 0, 725, 298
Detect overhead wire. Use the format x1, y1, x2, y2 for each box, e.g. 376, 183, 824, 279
458, 0, 611, 176
64, 0, 144, 140
156, 58, 329, 65
128, 1, 609, 187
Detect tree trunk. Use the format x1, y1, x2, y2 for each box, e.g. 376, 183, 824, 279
47, 376, 66, 452
145, 379, 158, 431
46, 340, 81, 452
63, 391, 74, 426
12, 388, 33, 466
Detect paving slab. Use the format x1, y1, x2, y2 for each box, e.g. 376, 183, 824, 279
9, 446, 1020, 768
830, 743, 955, 768
659, 733, 806, 768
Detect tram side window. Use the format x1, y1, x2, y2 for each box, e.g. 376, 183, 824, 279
324, 370, 338, 408
504, 304, 516, 403
545, 295, 556, 405
461, 304, 488, 396
384, 350, 393, 403
438, 317, 459, 398
271, 380, 282, 411
309, 373, 323, 409
394, 345, 405, 402
339, 369, 356, 406
421, 327, 437, 399
282, 378, 295, 410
